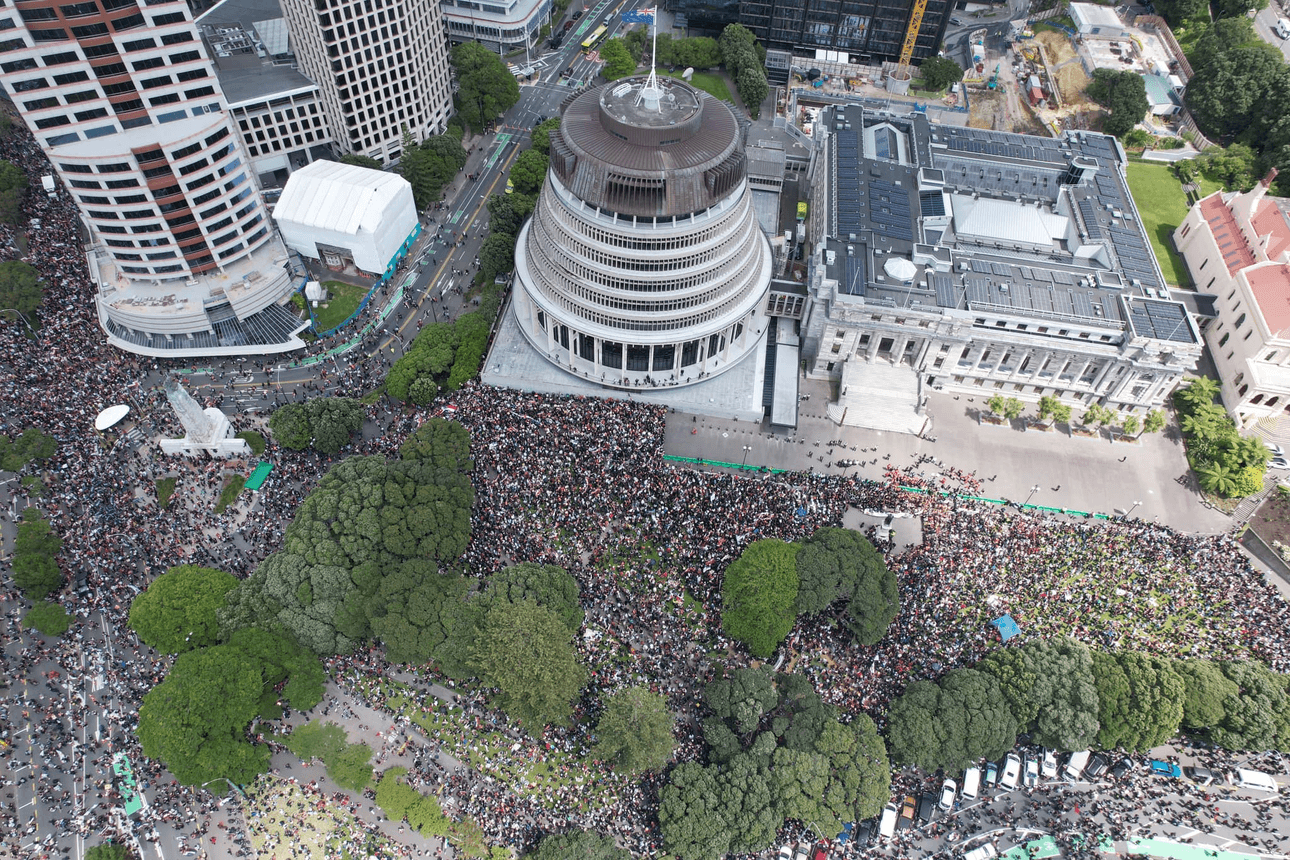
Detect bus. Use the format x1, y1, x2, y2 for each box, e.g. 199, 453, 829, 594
581, 23, 607, 52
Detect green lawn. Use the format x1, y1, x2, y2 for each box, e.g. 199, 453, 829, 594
1124, 161, 1192, 287
665, 70, 731, 102
311, 280, 370, 332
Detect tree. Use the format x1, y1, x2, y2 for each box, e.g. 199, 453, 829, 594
400, 128, 437, 212
1092, 651, 1185, 751
129, 565, 237, 654
468, 598, 586, 729
268, 402, 312, 450
1174, 658, 1239, 729
13, 509, 62, 600
23, 601, 70, 637
487, 191, 536, 236
736, 65, 769, 118
1174, 377, 1220, 411
1026, 637, 1101, 751
0, 426, 57, 471
529, 830, 632, 860
452, 42, 521, 132
484, 562, 583, 635
920, 56, 964, 92
510, 149, 549, 196
341, 154, 383, 170
1197, 461, 1239, 497
658, 762, 730, 860
479, 232, 517, 284
306, 397, 365, 454
0, 160, 27, 225
530, 117, 561, 156
1153, 0, 1208, 26
594, 686, 675, 772
721, 539, 799, 659
599, 38, 638, 80
1209, 659, 1290, 751
794, 527, 888, 615
718, 23, 757, 67
0, 260, 42, 316
703, 666, 779, 737
1087, 68, 1149, 137
885, 669, 1016, 772
1185, 46, 1290, 141
1121, 414, 1141, 436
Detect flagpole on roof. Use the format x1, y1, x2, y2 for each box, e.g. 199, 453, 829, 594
634, 7, 662, 111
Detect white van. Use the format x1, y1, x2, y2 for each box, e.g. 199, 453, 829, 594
964, 844, 998, 860
1065, 750, 1090, 781
1277, 17, 1290, 38
879, 803, 898, 839
962, 766, 981, 801
1236, 768, 1280, 792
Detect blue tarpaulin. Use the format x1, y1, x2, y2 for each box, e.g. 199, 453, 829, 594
991, 614, 1022, 641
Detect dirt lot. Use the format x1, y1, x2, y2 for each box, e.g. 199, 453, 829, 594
1034, 30, 1076, 64
969, 89, 1004, 129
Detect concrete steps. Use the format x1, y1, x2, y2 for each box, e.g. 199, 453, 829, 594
832, 358, 926, 435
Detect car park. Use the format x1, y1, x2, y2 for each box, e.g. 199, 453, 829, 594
879, 804, 898, 839
962, 766, 981, 800
899, 795, 917, 829
1085, 753, 1109, 779
1041, 750, 1058, 779
938, 778, 957, 811
1000, 753, 1022, 790
1064, 750, 1090, 781
1024, 754, 1040, 787
984, 761, 1000, 787
1150, 760, 1182, 778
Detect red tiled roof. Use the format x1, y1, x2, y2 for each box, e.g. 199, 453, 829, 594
1247, 264, 1290, 335
1251, 199, 1290, 262
1200, 195, 1255, 273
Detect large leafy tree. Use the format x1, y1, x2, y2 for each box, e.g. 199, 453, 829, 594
1027, 637, 1101, 751
530, 117, 560, 156
509, 149, 548, 196
468, 598, 587, 729
267, 397, 364, 454
13, 508, 62, 599
599, 38, 638, 80
919, 56, 963, 92
137, 629, 323, 787
595, 686, 675, 773
1174, 658, 1239, 730
0, 260, 42, 316
721, 539, 799, 659
795, 528, 899, 645
487, 191, 536, 236
1185, 45, 1290, 141
885, 669, 1016, 772
0, 159, 27, 224
658, 762, 730, 860
1086, 68, 1149, 137
529, 830, 631, 860
479, 233, 518, 285
452, 42, 520, 132
1092, 652, 1185, 751
483, 562, 583, 635
128, 565, 237, 654
1209, 659, 1290, 751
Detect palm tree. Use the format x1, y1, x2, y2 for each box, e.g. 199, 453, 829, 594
1196, 461, 1238, 497
1174, 377, 1220, 412
1226, 435, 1270, 469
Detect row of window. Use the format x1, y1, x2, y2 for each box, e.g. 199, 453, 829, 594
536, 210, 751, 279
6, 45, 200, 87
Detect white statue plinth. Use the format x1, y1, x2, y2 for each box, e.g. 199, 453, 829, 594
159, 378, 251, 459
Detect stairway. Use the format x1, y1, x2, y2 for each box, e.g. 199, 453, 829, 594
830, 358, 925, 435
1233, 475, 1279, 524
762, 316, 779, 409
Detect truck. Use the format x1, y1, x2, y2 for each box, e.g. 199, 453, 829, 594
41, 174, 55, 196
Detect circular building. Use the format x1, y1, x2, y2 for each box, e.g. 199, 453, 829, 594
511, 75, 772, 389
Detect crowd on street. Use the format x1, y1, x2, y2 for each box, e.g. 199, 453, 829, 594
1, 105, 1289, 860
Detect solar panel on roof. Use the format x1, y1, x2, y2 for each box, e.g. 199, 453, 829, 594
1052, 271, 1074, 285
1072, 292, 1094, 317
1054, 291, 1075, 314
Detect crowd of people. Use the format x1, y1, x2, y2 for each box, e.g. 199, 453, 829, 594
0, 101, 1289, 860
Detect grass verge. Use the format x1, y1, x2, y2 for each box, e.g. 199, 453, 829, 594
1124, 161, 1191, 287
214, 474, 245, 514
311, 280, 370, 332
236, 430, 265, 456
665, 70, 731, 101
156, 476, 176, 509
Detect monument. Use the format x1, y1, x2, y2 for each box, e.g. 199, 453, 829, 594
158, 377, 251, 458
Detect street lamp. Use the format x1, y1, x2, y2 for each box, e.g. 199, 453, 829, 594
1024, 483, 1041, 507
741, 445, 753, 467
1127, 499, 1144, 517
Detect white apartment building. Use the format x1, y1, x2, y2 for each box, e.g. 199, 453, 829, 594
1174, 172, 1290, 428
0, 0, 306, 356
442, 0, 551, 55
280, 0, 452, 164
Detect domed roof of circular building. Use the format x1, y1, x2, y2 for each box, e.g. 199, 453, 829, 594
548, 76, 747, 218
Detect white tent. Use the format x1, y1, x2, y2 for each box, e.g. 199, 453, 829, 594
273, 161, 417, 275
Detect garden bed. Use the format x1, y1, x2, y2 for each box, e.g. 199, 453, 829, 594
311, 280, 371, 332
214, 474, 245, 513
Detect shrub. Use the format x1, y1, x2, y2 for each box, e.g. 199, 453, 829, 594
24, 601, 71, 637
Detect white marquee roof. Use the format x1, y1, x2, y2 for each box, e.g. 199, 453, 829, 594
273, 161, 411, 238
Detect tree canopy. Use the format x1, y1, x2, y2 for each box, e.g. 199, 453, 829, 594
979, 637, 1100, 751
137, 628, 323, 787
128, 565, 237, 654
219, 420, 474, 656
510, 149, 549, 195
528, 830, 631, 860
920, 56, 964, 92
721, 539, 799, 658
385, 289, 504, 402
13, 508, 62, 600
885, 669, 1016, 772
483, 562, 583, 634
1087, 69, 1148, 138
1092, 651, 1185, 752
467, 598, 587, 729
0, 160, 27, 225
0, 260, 42, 317
599, 38, 638, 80
719, 24, 768, 119
268, 396, 365, 454
487, 191, 536, 236
400, 129, 469, 211
795, 527, 898, 644
452, 42, 521, 132
530, 118, 561, 156
594, 686, 675, 773
1174, 658, 1239, 730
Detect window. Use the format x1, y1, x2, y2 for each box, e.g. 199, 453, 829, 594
1235, 313, 1247, 329
34, 114, 71, 129
184, 85, 214, 98
169, 49, 199, 62
64, 89, 97, 102
148, 92, 179, 105
44, 51, 79, 65
157, 109, 185, 123
30, 29, 69, 42
11, 77, 48, 92
151, 10, 186, 24
79, 195, 109, 204
88, 209, 118, 219
178, 157, 208, 175
60, 162, 93, 173
131, 56, 164, 70
111, 98, 143, 113
74, 106, 109, 121
144, 76, 175, 91
171, 141, 200, 158
124, 208, 155, 219
112, 12, 144, 30
72, 22, 110, 37
82, 43, 119, 57
60, 3, 101, 17
160, 31, 192, 45
98, 162, 130, 172
20, 7, 59, 21
83, 125, 114, 139
2, 59, 39, 73
23, 96, 60, 110
105, 178, 139, 188
175, 67, 205, 81
115, 194, 147, 203
122, 37, 155, 51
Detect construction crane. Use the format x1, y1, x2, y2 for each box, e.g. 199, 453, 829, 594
895, 0, 930, 79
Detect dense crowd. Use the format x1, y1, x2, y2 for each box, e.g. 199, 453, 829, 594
0, 101, 1289, 860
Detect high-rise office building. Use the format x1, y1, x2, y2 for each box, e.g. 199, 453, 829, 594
0, 0, 306, 356
279, 0, 452, 164
442, 0, 551, 55
667, 0, 950, 65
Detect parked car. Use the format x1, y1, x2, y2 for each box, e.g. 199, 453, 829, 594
572, 9, 583, 18
853, 819, 877, 849
777, 845, 793, 860
938, 778, 957, 811
984, 761, 1000, 787
794, 844, 808, 860
879, 804, 898, 839
1064, 750, 1090, 781
1024, 754, 1041, 787
962, 766, 981, 800
1150, 760, 1182, 778
964, 846, 998, 860
1041, 750, 1058, 779
898, 795, 917, 829
1000, 753, 1022, 790
1185, 766, 1218, 786
916, 793, 936, 823
1110, 757, 1133, 780
563, 19, 574, 30
1085, 753, 1110, 779
950, 16, 964, 24
811, 846, 827, 860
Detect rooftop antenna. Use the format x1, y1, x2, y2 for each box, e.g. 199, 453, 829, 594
632, 6, 662, 111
